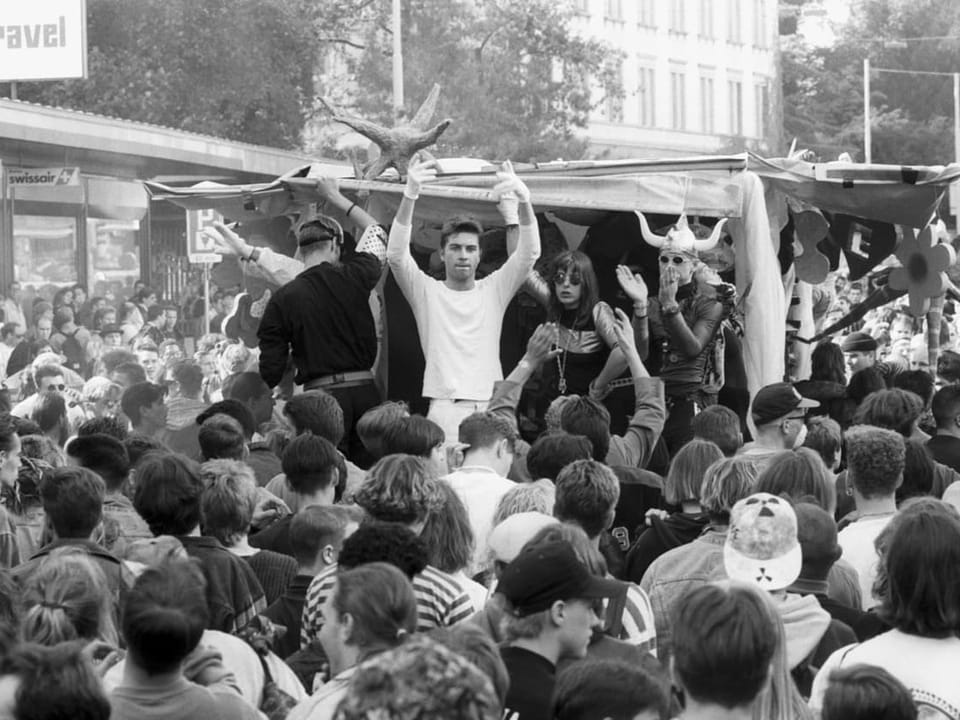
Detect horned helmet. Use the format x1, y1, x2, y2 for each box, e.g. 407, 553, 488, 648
635, 212, 727, 285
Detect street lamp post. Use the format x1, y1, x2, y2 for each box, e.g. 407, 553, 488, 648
863, 58, 871, 163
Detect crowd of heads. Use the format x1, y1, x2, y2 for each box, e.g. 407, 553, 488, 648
0, 266, 958, 720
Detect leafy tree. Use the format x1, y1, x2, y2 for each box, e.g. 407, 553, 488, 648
782, 0, 960, 164
11, 0, 322, 149
318, 0, 623, 163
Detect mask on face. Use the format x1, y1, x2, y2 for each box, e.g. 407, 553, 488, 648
792, 422, 808, 450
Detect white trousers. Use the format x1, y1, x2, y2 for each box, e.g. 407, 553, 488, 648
427, 398, 489, 444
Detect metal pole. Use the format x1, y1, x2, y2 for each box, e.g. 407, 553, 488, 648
392, 0, 404, 120
863, 58, 872, 163
9, 82, 16, 101
203, 262, 211, 337
954, 72, 959, 163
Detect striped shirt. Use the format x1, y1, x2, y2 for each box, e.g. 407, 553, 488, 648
619, 581, 658, 658
300, 562, 475, 647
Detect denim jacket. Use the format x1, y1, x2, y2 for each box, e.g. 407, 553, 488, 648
640, 528, 727, 662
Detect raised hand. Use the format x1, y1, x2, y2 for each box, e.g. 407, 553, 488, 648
313, 177, 341, 202
405, 154, 438, 199
659, 264, 679, 305
202, 222, 251, 257
524, 322, 562, 366
616, 265, 648, 304
493, 159, 531, 204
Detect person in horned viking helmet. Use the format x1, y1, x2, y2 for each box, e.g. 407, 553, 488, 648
618, 213, 729, 452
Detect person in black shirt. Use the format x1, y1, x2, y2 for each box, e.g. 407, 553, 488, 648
497, 539, 621, 720
263, 505, 359, 659
928, 384, 960, 474
252, 180, 387, 458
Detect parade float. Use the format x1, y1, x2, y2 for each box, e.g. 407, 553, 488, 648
143, 95, 960, 415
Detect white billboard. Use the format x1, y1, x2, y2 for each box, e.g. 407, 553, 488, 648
0, 0, 87, 82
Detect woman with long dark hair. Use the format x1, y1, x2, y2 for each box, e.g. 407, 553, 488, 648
795, 340, 853, 427
525, 250, 627, 402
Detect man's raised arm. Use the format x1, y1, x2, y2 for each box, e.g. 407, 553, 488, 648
386, 157, 438, 294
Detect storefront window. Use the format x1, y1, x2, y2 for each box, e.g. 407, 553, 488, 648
12, 215, 78, 292
87, 218, 142, 299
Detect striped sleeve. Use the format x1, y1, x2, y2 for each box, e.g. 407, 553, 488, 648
619, 582, 658, 658
300, 564, 338, 648
414, 567, 476, 630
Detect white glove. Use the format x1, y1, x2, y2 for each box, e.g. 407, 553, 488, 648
492, 159, 531, 204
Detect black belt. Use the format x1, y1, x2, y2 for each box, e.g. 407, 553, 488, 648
304, 371, 374, 390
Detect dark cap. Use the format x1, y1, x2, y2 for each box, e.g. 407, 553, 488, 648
496, 540, 621, 617
298, 215, 343, 248
751, 382, 819, 426
100, 324, 122, 336
440, 215, 484, 239
841, 331, 878, 353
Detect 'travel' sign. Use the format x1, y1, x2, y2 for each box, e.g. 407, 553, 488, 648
0, 0, 87, 82
185, 208, 223, 264
7, 167, 80, 187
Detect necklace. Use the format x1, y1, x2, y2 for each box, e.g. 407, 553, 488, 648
555, 324, 580, 395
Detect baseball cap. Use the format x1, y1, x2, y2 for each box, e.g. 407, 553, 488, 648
751, 382, 819, 426
487, 512, 559, 564
100, 323, 122, 336
724, 492, 802, 591
298, 214, 343, 248
497, 540, 622, 617
841, 331, 878, 352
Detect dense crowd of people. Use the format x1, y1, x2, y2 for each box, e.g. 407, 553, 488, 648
0, 161, 956, 720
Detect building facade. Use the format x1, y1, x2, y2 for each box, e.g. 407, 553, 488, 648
572, 0, 781, 159
0, 99, 344, 304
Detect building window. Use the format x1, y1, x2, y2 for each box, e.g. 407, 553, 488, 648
699, 0, 714, 38
754, 79, 769, 137
605, 61, 624, 123
700, 75, 715, 133
753, 0, 767, 47
728, 79, 743, 135
637, 63, 656, 127
671, 66, 687, 130
87, 218, 142, 297
13, 215, 78, 287
669, 0, 685, 33
604, 0, 623, 20
728, 0, 742, 43
637, 0, 655, 28
572, 0, 590, 14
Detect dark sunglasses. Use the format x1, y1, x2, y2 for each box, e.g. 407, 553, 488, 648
553, 271, 582, 286
44, 384, 66, 392
659, 255, 686, 265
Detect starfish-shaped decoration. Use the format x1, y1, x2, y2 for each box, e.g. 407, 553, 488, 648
888, 224, 957, 317
321, 84, 452, 181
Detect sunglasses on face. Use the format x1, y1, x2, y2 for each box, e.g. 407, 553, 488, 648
44, 384, 66, 392
659, 255, 687, 265
554, 271, 582, 286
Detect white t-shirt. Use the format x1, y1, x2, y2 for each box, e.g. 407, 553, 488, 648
837, 514, 894, 610
387, 221, 539, 400
810, 630, 960, 719
444, 466, 516, 576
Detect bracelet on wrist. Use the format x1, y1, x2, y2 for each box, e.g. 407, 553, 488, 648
662, 303, 680, 316
403, 190, 419, 201
517, 358, 533, 372
633, 302, 648, 316
346, 202, 357, 218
